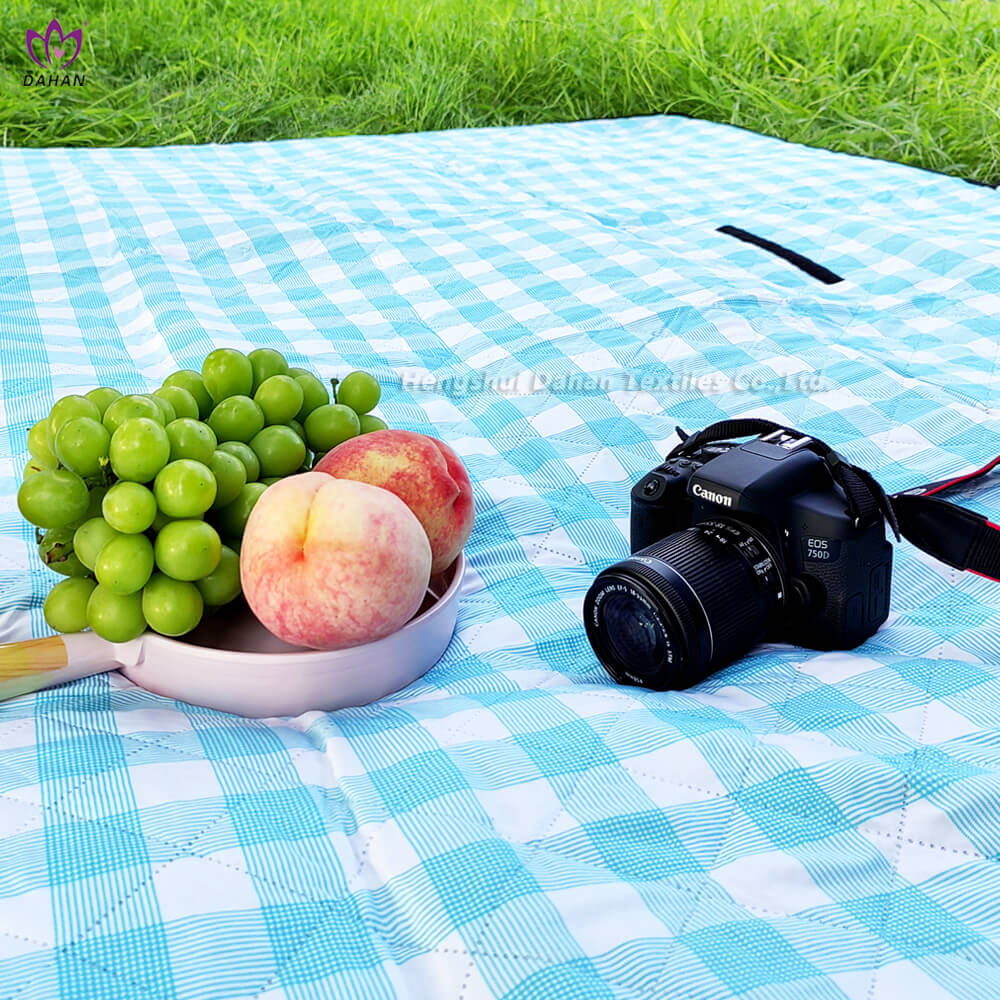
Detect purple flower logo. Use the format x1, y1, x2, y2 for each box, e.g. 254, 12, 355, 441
26, 18, 82, 70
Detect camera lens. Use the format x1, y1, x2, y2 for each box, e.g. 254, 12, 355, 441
599, 591, 672, 678
584, 519, 785, 689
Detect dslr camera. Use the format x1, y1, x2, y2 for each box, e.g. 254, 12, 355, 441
584, 416, 1000, 689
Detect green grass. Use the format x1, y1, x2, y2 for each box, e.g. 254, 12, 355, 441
1, 0, 998, 183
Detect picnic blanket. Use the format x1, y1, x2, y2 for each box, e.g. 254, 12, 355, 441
2, 115, 1000, 1000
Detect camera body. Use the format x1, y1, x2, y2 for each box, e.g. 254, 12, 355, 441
630, 429, 892, 650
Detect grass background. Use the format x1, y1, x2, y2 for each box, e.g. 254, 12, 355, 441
0, 0, 998, 183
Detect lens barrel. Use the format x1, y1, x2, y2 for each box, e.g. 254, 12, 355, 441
584, 519, 784, 689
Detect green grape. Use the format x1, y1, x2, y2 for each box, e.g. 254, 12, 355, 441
154, 385, 199, 420
24, 460, 46, 478
295, 373, 329, 421
18, 469, 89, 528
96, 533, 154, 595
142, 572, 204, 636
248, 348, 289, 392
250, 425, 306, 478
286, 418, 305, 440
54, 417, 110, 479
195, 545, 241, 605
260, 477, 282, 486
37, 526, 89, 577
109, 418, 171, 483
85, 386, 123, 418
287, 366, 311, 379
202, 348, 253, 403
207, 395, 265, 444
48, 395, 101, 448
150, 394, 177, 424
359, 414, 388, 434
155, 520, 221, 580
217, 440, 261, 482
209, 450, 246, 509
304, 404, 360, 453
166, 418, 217, 464
213, 482, 267, 537
87, 585, 146, 642
154, 459, 217, 518
163, 370, 213, 419
103, 394, 163, 434
102, 482, 157, 534
254, 375, 304, 425
74, 517, 121, 571
337, 371, 381, 415
45, 577, 97, 633
28, 418, 59, 466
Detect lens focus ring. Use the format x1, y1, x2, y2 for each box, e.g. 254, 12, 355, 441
638, 527, 772, 671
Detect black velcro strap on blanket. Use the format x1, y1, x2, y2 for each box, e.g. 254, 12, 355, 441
717, 225, 844, 285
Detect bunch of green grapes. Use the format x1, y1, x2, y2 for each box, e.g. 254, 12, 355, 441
19, 348, 386, 643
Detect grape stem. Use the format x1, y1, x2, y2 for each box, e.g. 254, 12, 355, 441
86, 460, 114, 489
329, 377, 339, 404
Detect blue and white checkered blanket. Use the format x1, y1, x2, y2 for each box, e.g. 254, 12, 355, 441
3, 116, 1000, 999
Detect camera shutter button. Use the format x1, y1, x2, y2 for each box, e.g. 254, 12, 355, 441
642, 478, 660, 496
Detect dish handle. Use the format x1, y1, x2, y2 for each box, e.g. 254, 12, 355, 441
0, 631, 119, 702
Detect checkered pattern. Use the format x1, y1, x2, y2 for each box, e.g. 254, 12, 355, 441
2, 116, 1000, 999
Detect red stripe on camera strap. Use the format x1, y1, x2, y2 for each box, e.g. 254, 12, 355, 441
903, 453, 1000, 498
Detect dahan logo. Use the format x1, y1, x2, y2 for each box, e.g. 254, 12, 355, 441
24, 18, 85, 87
692, 483, 734, 507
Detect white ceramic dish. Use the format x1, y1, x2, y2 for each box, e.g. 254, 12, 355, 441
0, 554, 464, 717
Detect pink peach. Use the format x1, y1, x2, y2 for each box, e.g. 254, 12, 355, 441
315, 429, 474, 574
240, 472, 431, 649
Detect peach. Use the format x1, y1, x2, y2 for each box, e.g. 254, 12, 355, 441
240, 472, 431, 649
315, 429, 474, 574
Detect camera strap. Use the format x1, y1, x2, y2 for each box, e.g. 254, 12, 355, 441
670, 418, 1000, 582
669, 417, 900, 534
892, 457, 1000, 582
